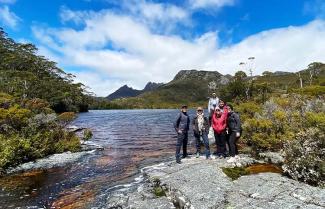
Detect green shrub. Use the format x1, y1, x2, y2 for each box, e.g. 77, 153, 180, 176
0, 93, 81, 171
282, 128, 325, 187
241, 96, 324, 153
83, 129, 93, 141
57, 112, 76, 127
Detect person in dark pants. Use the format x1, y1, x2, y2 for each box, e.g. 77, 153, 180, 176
226, 104, 242, 163
192, 107, 211, 159
173, 105, 190, 164
211, 106, 228, 158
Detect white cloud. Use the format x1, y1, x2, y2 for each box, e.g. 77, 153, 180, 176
0, 5, 21, 29
189, 0, 235, 9
59, 6, 94, 25
126, 0, 189, 24
0, 0, 16, 4
33, 6, 325, 96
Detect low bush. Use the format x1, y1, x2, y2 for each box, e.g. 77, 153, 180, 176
282, 128, 325, 187
0, 93, 81, 170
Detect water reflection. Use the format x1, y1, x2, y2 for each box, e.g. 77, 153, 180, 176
0, 109, 199, 208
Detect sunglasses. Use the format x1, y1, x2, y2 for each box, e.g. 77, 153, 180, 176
197, 110, 203, 112
215, 109, 221, 112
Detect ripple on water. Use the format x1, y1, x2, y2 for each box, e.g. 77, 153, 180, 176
0, 109, 197, 208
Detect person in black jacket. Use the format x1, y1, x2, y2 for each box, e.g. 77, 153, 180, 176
226, 104, 242, 163
173, 105, 190, 164
192, 107, 211, 159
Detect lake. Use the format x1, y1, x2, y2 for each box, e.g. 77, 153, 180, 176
0, 109, 202, 208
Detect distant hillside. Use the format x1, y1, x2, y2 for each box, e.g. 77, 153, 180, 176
106, 82, 163, 100
107, 63, 325, 109
110, 69, 231, 108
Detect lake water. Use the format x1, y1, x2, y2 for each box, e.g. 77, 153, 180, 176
0, 109, 201, 208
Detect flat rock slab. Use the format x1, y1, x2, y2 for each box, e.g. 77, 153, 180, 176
110, 155, 325, 209
228, 173, 325, 209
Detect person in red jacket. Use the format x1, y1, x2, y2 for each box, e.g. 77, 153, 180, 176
212, 105, 228, 158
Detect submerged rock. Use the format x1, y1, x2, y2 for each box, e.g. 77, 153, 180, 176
114, 155, 325, 209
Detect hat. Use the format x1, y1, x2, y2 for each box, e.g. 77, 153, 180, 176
197, 107, 203, 111
181, 105, 188, 108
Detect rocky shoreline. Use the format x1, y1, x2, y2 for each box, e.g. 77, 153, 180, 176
106, 155, 325, 209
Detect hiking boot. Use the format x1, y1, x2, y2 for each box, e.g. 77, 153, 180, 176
176, 159, 181, 164
182, 155, 188, 159
196, 152, 200, 158
206, 156, 212, 160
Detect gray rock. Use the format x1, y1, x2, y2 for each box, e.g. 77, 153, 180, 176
227, 173, 325, 209
110, 155, 325, 209
259, 152, 284, 164
7, 150, 94, 174
107, 193, 129, 209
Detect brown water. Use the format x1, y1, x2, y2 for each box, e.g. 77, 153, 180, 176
0, 109, 199, 208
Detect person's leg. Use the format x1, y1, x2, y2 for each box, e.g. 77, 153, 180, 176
225, 132, 230, 157
235, 136, 240, 155
215, 132, 222, 156
202, 133, 211, 158
219, 132, 227, 157
182, 132, 188, 158
228, 132, 236, 157
195, 134, 201, 154
176, 133, 184, 162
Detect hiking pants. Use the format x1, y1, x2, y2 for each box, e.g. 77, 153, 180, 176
176, 132, 188, 160
214, 131, 227, 157
228, 131, 239, 157
195, 133, 211, 158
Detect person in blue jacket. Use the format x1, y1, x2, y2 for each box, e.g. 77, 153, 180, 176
173, 105, 190, 164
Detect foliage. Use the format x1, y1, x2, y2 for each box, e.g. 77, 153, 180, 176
222, 167, 249, 180
291, 85, 325, 96
83, 129, 93, 141
57, 112, 77, 127
238, 95, 325, 153
0, 93, 81, 170
282, 128, 325, 187
0, 28, 91, 113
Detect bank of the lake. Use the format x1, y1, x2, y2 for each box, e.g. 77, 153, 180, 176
107, 155, 325, 209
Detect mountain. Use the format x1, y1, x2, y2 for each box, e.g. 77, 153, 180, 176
107, 63, 325, 109
109, 69, 231, 108
143, 82, 164, 91
106, 85, 141, 100
107, 82, 163, 100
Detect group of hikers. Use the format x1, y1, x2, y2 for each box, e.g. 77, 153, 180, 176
173, 93, 242, 164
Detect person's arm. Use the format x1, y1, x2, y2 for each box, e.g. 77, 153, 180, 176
173, 113, 181, 132
208, 99, 211, 111
204, 117, 209, 131
234, 113, 241, 136
187, 116, 190, 132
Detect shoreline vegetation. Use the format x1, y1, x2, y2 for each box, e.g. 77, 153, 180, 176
0, 28, 93, 174
1, 26, 325, 190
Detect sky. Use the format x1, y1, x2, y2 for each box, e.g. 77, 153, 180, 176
1, 0, 325, 96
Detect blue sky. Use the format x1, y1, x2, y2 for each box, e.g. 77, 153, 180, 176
1, 0, 325, 96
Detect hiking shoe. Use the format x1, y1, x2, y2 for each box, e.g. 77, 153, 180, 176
227, 157, 236, 163
176, 159, 181, 164
206, 156, 212, 160
196, 153, 200, 158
